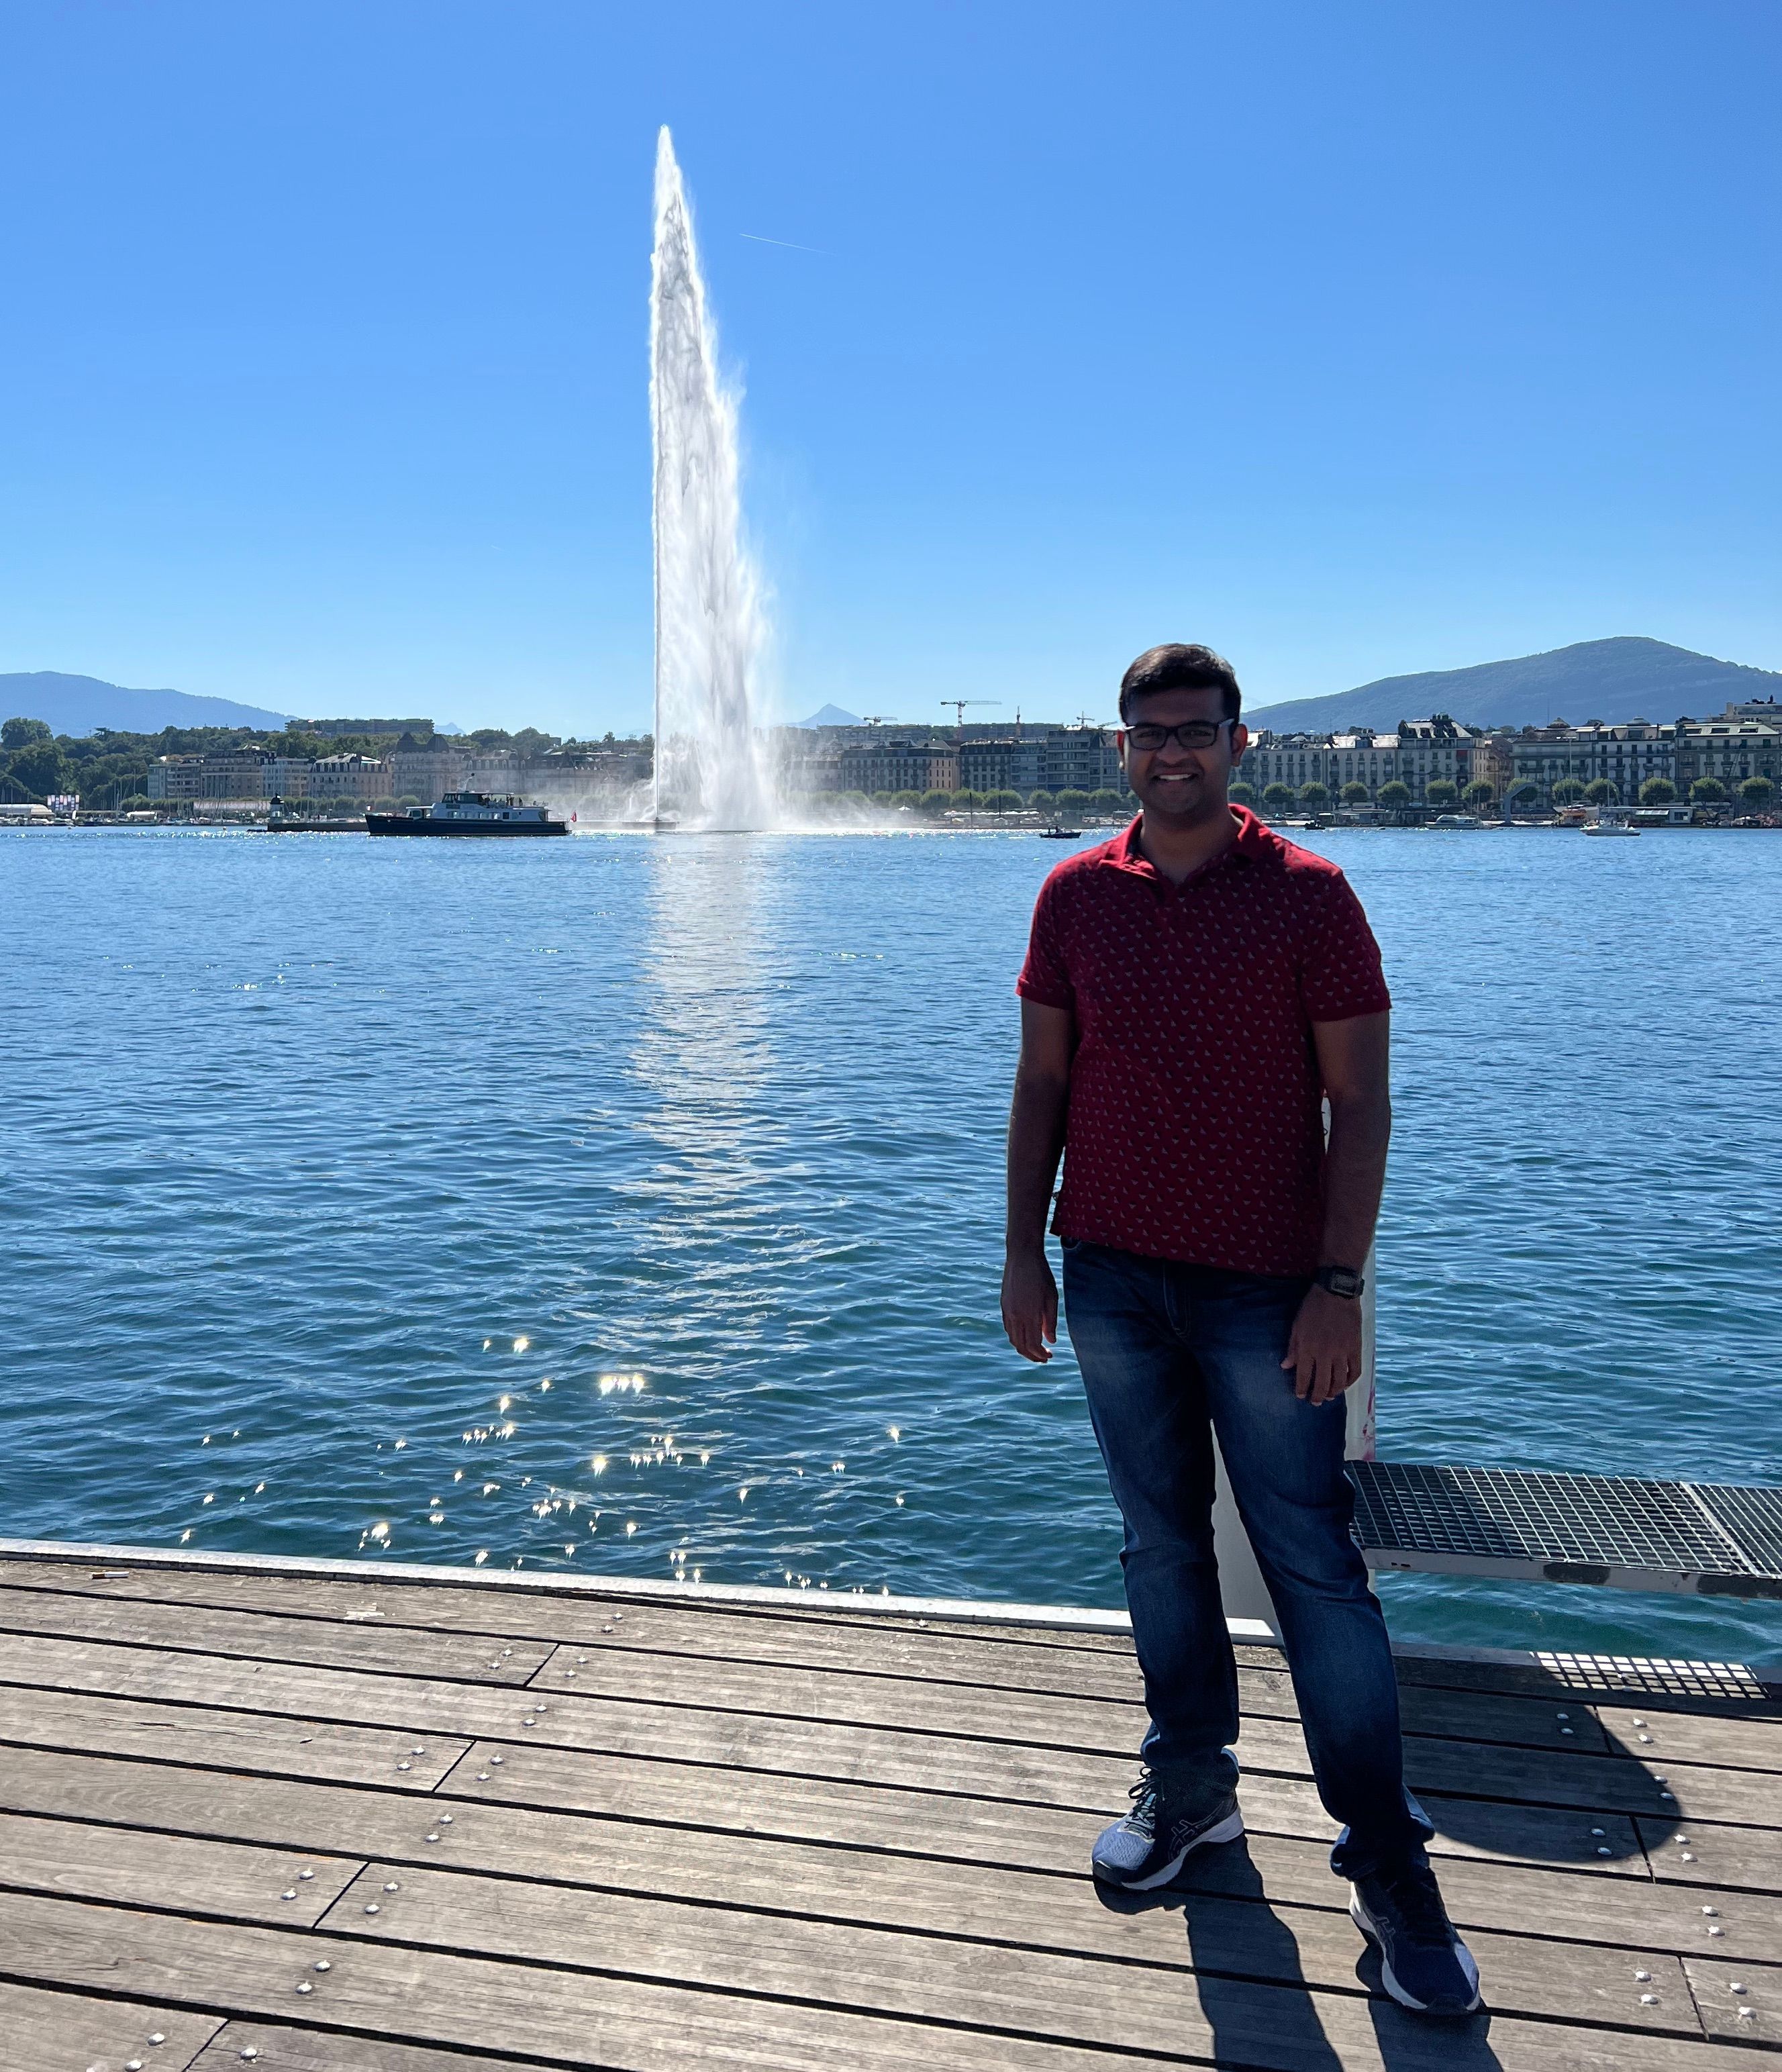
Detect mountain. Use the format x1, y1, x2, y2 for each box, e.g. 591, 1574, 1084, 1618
0, 671, 297, 736
793, 702, 862, 728
1244, 639, 1782, 736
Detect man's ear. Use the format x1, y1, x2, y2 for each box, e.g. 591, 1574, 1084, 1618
1230, 722, 1250, 765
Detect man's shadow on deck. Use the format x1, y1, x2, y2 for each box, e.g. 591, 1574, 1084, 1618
1095, 1837, 1506, 2072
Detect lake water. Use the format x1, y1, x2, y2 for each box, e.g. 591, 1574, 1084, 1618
6, 824, 1779, 1667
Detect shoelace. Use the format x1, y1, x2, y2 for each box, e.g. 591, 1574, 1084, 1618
1376, 1862, 1455, 1947
1125, 1770, 1161, 1834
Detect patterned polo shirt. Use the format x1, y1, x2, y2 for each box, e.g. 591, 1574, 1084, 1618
1016, 807, 1391, 1276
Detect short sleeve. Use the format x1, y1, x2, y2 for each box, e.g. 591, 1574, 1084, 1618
1016, 874, 1075, 1010
1301, 872, 1391, 1021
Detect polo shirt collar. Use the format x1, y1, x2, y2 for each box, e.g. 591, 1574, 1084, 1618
1103, 804, 1277, 885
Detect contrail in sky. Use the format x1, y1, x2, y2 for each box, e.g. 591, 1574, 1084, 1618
740, 232, 830, 255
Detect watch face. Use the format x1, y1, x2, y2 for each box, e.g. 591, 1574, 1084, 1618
1322, 1267, 1363, 1297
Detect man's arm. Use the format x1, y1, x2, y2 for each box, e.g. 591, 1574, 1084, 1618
1001, 999, 1075, 1363
1282, 1009, 1391, 1404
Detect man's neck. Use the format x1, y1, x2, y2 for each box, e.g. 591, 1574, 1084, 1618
1136, 800, 1240, 885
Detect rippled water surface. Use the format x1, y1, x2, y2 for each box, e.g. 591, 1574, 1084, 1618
7, 825, 1779, 1665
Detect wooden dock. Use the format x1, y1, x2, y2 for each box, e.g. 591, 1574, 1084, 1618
0, 1547, 1776, 2071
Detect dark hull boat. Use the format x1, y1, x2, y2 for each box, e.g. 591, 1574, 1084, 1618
367, 793, 568, 838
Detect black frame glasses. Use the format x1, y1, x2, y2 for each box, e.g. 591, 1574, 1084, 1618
1122, 718, 1234, 752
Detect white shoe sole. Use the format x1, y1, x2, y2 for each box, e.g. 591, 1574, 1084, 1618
1350, 1894, 1483, 2015
1095, 1807, 1246, 1890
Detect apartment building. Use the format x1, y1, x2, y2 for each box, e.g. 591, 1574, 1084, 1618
1675, 718, 1781, 793
836, 740, 960, 795
1243, 716, 1483, 801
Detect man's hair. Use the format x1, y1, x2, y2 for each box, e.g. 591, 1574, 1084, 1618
1118, 644, 1242, 724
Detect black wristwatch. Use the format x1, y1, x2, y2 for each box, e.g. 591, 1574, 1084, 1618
1315, 1265, 1365, 1300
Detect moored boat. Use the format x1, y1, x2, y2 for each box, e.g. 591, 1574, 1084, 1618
366, 793, 568, 838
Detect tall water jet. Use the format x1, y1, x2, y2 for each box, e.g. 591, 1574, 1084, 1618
650, 128, 777, 830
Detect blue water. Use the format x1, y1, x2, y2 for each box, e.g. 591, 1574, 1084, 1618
5, 825, 1779, 1665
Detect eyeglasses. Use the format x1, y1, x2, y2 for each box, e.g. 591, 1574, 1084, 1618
1122, 719, 1233, 752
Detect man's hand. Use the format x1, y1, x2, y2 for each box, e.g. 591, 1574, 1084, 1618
1002, 1246, 1058, 1363
1281, 1284, 1362, 1405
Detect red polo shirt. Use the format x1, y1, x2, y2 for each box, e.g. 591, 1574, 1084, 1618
1016, 809, 1390, 1277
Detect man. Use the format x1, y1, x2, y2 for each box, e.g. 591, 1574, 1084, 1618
1001, 643, 1481, 2018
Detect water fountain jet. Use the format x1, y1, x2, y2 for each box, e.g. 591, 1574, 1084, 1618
650, 128, 777, 831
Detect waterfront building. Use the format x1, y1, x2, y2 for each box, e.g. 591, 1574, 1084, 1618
836, 740, 960, 795
1675, 717, 1781, 793
147, 748, 277, 801
387, 736, 471, 803
308, 753, 391, 801
1496, 722, 1679, 805
1243, 716, 1483, 802
958, 726, 1128, 797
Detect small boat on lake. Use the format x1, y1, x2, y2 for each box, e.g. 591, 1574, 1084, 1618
1038, 825, 1083, 840
1583, 814, 1639, 838
1429, 813, 1483, 831
367, 793, 568, 838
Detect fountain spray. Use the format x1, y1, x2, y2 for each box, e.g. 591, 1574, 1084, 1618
650, 128, 777, 830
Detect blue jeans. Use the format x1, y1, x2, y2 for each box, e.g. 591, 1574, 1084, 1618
1062, 1238, 1432, 1879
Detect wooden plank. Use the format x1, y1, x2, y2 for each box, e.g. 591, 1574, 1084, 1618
190, 2029, 552, 2071
0, 1887, 1170, 2072
0, 1745, 1747, 1988
1638, 1814, 1782, 1896
1400, 1737, 1774, 1825
0, 1780, 1694, 2042
530, 1635, 1154, 1746
2, 1883, 1714, 2072
328, 1855, 1707, 2049
1591, 1698, 1782, 1775
0, 1681, 470, 1790
0, 1811, 363, 1927
0, 1557, 1143, 1659
0, 1621, 1743, 1840
0, 1625, 1655, 1879
0, 1629, 1142, 1806
535, 1644, 1755, 1823
1683, 1956, 1782, 2044
0, 1979, 221, 2072
1169, 1824, 1781, 1969
0, 1585, 552, 1686
450, 1735, 1648, 1878
0, 1567, 1603, 1756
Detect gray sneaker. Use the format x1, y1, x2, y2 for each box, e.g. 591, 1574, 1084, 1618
1091, 1753, 1244, 1890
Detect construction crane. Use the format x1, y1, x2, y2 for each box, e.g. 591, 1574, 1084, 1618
942, 699, 1001, 732
858, 715, 896, 732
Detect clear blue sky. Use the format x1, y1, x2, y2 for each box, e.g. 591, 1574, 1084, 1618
1, 1, 1777, 735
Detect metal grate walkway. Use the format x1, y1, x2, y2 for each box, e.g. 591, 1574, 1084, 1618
1348, 1462, 1782, 1599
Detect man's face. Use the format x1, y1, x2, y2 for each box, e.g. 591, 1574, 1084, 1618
1118, 686, 1248, 823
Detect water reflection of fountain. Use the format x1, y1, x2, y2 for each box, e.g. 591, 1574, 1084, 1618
630, 842, 787, 1354
650, 129, 778, 832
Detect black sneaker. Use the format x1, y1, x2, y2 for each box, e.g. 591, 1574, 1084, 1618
1090, 1755, 1244, 1890
1350, 1857, 1483, 2016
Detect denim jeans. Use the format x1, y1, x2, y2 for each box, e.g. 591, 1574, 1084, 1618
1062, 1238, 1432, 1879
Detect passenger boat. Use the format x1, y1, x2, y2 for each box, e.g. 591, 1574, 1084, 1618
1429, 813, 1483, 831
366, 793, 568, 838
